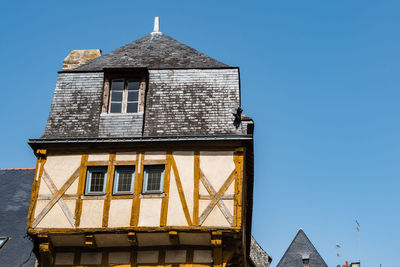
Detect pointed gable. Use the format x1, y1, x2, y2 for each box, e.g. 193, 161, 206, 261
72, 33, 229, 71
277, 229, 327, 267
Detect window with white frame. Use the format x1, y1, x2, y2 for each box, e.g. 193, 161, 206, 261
85, 167, 108, 195
0, 237, 9, 249
109, 79, 140, 113
142, 165, 165, 193
113, 166, 135, 194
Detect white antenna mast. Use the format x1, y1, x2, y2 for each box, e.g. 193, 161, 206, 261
151, 16, 162, 35
356, 219, 361, 263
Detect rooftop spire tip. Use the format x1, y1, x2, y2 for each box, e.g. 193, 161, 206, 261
151, 16, 162, 35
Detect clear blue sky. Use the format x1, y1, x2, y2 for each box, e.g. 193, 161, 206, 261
1, 1, 399, 266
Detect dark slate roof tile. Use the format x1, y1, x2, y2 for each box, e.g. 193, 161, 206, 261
249, 236, 272, 267
0, 169, 36, 266
72, 33, 229, 71
277, 229, 328, 267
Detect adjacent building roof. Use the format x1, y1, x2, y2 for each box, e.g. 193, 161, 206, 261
72, 33, 229, 71
249, 236, 272, 267
0, 169, 36, 266
276, 229, 328, 267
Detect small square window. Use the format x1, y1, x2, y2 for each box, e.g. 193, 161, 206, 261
113, 166, 135, 194
85, 167, 108, 195
0, 237, 9, 249
143, 165, 165, 193
302, 258, 310, 267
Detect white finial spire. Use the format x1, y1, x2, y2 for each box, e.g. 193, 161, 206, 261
152, 16, 161, 34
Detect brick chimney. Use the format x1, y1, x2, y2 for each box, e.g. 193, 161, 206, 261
62, 49, 101, 71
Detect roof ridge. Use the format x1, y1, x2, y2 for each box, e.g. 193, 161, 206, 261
72, 32, 229, 71
0, 168, 35, 171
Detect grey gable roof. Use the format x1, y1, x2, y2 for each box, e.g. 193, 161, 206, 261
277, 229, 328, 267
249, 236, 272, 267
0, 169, 36, 266
73, 33, 229, 71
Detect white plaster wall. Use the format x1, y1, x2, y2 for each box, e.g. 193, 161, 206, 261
200, 201, 230, 227
138, 198, 162, 227
144, 151, 166, 160
166, 170, 188, 226
88, 153, 109, 161
108, 199, 132, 227
43, 154, 81, 190
116, 152, 137, 161
173, 151, 194, 218
200, 151, 235, 191
223, 200, 234, 216
36, 202, 72, 228
79, 200, 104, 228
38, 179, 51, 195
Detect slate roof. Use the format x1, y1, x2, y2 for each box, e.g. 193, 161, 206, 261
277, 229, 328, 267
73, 33, 229, 71
249, 236, 272, 267
0, 169, 36, 266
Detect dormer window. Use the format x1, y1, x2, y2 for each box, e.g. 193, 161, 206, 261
110, 79, 140, 113
102, 69, 147, 114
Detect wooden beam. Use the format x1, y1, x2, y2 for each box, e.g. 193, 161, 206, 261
168, 231, 179, 245
42, 170, 75, 227
85, 234, 96, 247
193, 151, 200, 226
127, 232, 137, 246
103, 153, 116, 227
160, 152, 172, 226
38, 234, 53, 267
233, 149, 244, 227
28, 156, 46, 228
75, 154, 88, 228
131, 152, 144, 226
212, 231, 222, 267
171, 157, 192, 226
32, 167, 81, 228
198, 170, 235, 225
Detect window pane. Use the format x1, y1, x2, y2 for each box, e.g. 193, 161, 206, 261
128, 91, 138, 101
111, 91, 123, 102
90, 171, 105, 193
110, 103, 122, 113
146, 168, 163, 191
111, 80, 124, 90
127, 103, 138, 113
116, 167, 135, 193
0, 238, 8, 248
127, 81, 140, 90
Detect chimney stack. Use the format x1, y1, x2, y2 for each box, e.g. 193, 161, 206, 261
62, 49, 101, 71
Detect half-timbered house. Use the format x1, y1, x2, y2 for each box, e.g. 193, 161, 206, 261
27, 17, 267, 267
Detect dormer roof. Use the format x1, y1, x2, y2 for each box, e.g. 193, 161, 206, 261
71, 33, 229, 71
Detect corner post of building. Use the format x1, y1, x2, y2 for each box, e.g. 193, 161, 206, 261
212, 231, 223, 267
38, 234, 53, 267
28, 149, 47, 228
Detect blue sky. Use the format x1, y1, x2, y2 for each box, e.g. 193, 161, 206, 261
1, 1, 399, 266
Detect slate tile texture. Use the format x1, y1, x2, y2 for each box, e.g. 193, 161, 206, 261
0, 169, 36, 266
